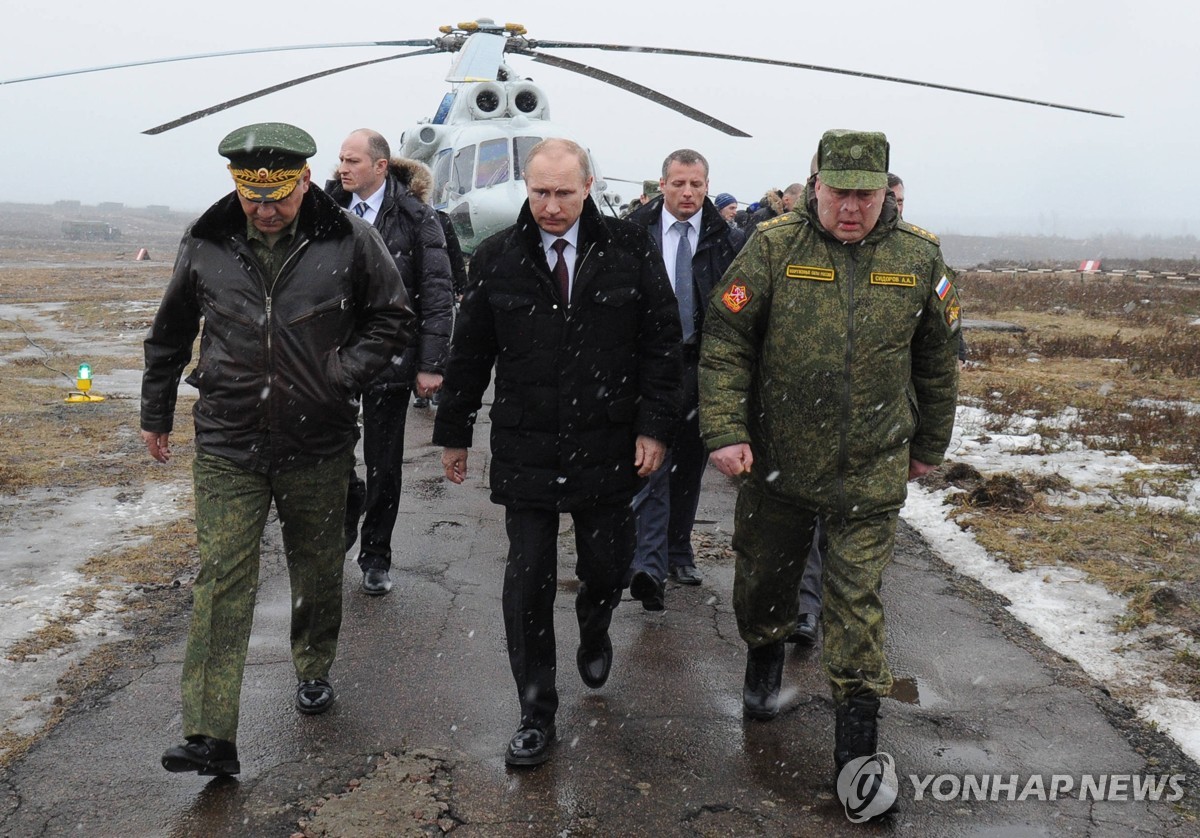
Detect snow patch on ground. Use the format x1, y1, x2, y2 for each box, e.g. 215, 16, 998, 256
901, 405, 1200, 764
0, 482, 188, 749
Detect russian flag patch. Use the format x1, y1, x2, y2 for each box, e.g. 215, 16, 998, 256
935, 275, 951, 300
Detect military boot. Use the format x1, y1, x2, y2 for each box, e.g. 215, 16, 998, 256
742, 641, 785, 720
834, 694, 881, 771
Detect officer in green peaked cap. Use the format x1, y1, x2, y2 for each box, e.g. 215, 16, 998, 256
219, 122, 317, 203
816, 129, 889, 191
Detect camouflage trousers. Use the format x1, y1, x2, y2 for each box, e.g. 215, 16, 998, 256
732, 481, 897, 702
182, 447, 353, 742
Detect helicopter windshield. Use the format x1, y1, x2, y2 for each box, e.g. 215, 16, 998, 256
432, 149, 452, 207
450, 145, 475, 196
475, 138, 510, 189
513, 137, 541, 181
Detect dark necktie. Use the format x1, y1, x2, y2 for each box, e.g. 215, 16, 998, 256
551, 238, 570, 306
673, 220, 695, 341
353, 201, 368, 218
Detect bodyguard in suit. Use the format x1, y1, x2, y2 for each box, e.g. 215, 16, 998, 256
434, 138, 682, 767
624, 150, 745, 610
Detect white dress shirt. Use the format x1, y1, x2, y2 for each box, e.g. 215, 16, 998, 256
351, 182, 387, 225
660, 207, 702, 286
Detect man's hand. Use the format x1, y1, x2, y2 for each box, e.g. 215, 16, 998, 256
142, 430, 171, 464
634, 435, 666, 477
415, 372, 443, 399
442, 447, 468, 484
908, 458, 936, 481
710, 443, 753, 477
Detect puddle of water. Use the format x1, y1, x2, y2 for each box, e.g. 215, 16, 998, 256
0, 482, 188, 745
890, 675, 944, 708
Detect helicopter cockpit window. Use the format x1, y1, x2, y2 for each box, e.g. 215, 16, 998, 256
450, 145, 476, 196
432, 149, 453, 207
475, 138, 510, 189
513, 137, 543, 181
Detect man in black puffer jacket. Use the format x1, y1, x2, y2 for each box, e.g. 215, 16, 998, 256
433, 139, 682, 768
327, 129, 455, 596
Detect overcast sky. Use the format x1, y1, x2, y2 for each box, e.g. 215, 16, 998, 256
1, 1, 1189, 237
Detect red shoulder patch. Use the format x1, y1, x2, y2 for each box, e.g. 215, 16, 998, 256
722, 281, 751, 313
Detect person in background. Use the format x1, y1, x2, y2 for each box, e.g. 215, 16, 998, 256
328, 130, 454, 596
714, 192, 739, 225
624, 149, 745, 611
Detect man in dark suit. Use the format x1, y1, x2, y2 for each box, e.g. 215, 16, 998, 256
433, 138, 682, 767
624, 150, 745, 610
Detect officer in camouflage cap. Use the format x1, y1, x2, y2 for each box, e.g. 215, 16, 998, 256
699, 128, 960, 790
143, 122, 413, 777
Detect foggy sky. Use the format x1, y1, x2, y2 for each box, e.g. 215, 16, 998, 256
1, 1, 1188, 238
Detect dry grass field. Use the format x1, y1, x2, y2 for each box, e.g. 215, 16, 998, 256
0, 217, 199, 766
948, 271, 1200, 696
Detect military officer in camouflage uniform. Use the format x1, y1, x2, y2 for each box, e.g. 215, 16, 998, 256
142, 123, 413, 777
699, 129, 960, 780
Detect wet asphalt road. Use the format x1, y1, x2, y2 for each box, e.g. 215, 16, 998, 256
1, 400, 1196, 837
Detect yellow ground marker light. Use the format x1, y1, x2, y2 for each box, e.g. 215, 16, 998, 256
65, 363, 106, 403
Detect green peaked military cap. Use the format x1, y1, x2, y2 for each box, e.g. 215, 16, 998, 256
219, 122, 317, 202
643, 179, 662, 197
817, 129, 889, 190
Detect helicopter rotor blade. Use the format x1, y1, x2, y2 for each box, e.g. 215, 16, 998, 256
526, 40, 1123, 119
518, 51, 751, 137
0, 40, 439, 86
143, 48, 442, 135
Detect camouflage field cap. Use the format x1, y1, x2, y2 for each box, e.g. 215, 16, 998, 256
219, 122, 317, 203
643, 179, 662, 198
816, 129, 889, 191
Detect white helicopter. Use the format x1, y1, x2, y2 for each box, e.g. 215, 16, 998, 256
1, 18, 1120, 253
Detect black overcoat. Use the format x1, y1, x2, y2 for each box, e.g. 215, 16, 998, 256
433, 197, 683, 510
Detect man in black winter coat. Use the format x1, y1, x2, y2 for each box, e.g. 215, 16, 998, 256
624, 150, 745, 610
328, 129, 455, 596
433, 139, 682, 767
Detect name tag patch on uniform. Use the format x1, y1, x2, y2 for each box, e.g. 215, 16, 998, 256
722, 281, 752, 313
870, 272, 917, 288
785, 265, 835, 282
935, 275, 952, 299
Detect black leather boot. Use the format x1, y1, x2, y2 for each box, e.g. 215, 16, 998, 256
834, 694, 881, 771
742, 641, 785, 720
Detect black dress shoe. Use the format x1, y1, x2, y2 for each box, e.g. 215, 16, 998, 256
577, 633, 613, 688
362, 568, 392, 596
669, 565, 703, 585
743, 642, 785, 720
162, 735, 240, 776
629, 570, 665, 612
505, 724, 556, 767
296, 678, 335, 715
788, 613, 819, 645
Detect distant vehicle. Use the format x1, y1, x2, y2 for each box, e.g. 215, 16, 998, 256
61, 220, 121, 241
3, 18, 1122, 254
